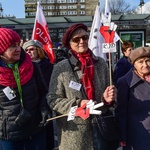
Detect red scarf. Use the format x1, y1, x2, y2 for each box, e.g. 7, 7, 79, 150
71, 49, 95, 100
0, 53, 33, 88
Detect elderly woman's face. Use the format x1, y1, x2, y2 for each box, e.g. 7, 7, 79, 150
134, 57, 150, 75
70, 29, 89, 54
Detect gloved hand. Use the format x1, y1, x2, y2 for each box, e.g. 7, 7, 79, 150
68, 100, 104, 120
39, 106, 52, 127
86, 100, 104, 115
100, 12, 117, 43
75, 103, 90, 120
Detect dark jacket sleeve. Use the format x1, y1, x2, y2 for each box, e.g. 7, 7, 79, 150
115, 76, 130, 142
33, 62, 48, 107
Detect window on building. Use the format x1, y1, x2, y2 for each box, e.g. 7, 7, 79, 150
43, 6, 47, 10
68, 11, 77, 15
47, 0, 55, 3
48, 12, 53, 15
80, 5, 85, 8
60, 11, 67, 15
29, 12, 36, 16
80, 11, 85, 14
57, 0, 66, 3
67, 0, 77, 3
59, 5, 67, 9
68, 5, 77, 9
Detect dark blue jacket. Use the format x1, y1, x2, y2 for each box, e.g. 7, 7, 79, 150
115, 69, 150, 150
114, 56, 133, 86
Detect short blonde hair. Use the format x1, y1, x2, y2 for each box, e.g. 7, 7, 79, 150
36, 47, 45, 59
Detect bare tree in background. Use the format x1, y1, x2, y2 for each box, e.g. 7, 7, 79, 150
108, 0, 131, 14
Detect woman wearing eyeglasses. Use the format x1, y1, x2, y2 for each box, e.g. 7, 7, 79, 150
47, 23, 118, 150
23, 40, 53, 90
23, 40, 55, 150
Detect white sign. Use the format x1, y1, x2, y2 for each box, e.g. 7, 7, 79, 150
102, 43, 116, 53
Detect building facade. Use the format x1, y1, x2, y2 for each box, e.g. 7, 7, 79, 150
24, 0, 98, 18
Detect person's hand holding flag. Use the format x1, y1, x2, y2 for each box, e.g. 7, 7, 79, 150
67, 100, 104, 121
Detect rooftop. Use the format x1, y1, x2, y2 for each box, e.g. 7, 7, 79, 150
0, 14, 150, 28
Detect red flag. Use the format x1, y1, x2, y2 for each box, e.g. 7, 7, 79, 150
31, 2, 55, 64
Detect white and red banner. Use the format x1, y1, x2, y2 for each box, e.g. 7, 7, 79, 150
88, 5, 106, 60
31, 2, 55, 64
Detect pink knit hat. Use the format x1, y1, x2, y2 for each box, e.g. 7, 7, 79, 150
0, 28, 20, 54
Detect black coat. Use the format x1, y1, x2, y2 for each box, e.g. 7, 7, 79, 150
37, 58, 53, 86
0, 50, 48, 141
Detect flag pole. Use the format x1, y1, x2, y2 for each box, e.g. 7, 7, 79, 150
47, 114, 68, 122
108, 52, 112, 86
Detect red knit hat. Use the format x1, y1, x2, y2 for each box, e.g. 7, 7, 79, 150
0, 28, 20, 54
62, 23, 88, 49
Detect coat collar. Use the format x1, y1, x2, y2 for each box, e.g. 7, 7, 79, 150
68, 49, 99, 71
125, 69, 143, 88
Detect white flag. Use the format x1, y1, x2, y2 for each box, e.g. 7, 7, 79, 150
104, 0, 120, 43
104, 0, 110, 17
88, 5, 106, 60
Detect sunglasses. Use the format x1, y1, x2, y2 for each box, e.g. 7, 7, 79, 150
25, 48, 36, 52
71, 35, 89, 43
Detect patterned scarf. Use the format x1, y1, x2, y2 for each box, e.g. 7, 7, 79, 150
71, 49, 95, 100
0, 53, 33, 88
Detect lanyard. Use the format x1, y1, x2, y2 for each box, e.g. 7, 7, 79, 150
8, 62, 23, 107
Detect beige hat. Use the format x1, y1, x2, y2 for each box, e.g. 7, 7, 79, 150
128, 47, 150, 64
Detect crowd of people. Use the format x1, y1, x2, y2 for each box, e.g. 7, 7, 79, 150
0, 23, 150, 150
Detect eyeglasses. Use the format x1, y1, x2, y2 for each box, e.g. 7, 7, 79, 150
71, 35, 89, 43
25, 48, 36, 52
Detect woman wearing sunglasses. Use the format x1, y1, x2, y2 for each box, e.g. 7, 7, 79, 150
47, 23, 118, 150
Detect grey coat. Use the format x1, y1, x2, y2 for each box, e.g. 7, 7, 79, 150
47, 52, 109, 150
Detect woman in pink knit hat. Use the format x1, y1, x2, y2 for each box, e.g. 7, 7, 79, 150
0, 28, 51, 150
